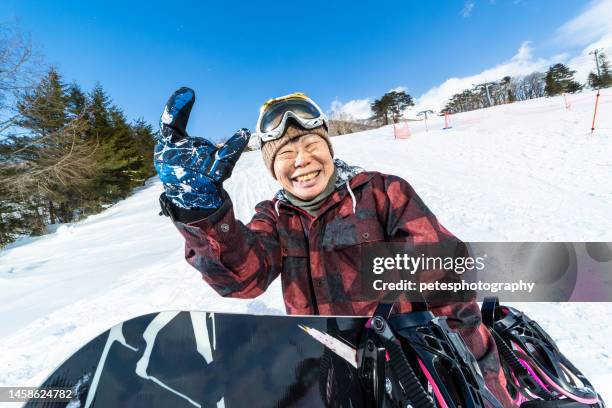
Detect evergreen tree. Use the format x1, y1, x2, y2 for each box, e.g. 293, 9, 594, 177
85, 84, 119, 204
501, 76, 516, 103
0, 148, 29, 245
105, 107, 142, 197
587, 52, 612, 89
545, 63, 582, 96
5, 68, 97, 227
371, 97, 390, 125
87, 83, 113, 137
66, 83, 87, 118
387, 91, 414, 123
507, 88, 516, 103
131, 118, 156, 182
16, 67, 67, 136
85, 85, 156, 203
601, 53, 612, 87
370, 91, 414, 124
13, 68, 69, 225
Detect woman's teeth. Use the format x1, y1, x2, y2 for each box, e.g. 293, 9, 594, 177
294, 171, 319, 182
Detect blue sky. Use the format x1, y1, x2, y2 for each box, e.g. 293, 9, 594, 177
0, 0, 607, 141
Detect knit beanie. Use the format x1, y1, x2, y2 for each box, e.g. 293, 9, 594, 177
261, 123, 334, 179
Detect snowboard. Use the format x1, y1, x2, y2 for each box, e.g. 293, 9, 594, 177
25, 311, 369, 408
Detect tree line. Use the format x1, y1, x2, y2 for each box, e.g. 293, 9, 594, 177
331, 53, 612, 128
442, 55, 612, 114
0, 26, 156, 247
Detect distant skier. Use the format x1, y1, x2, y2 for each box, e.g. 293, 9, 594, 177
154, 88, 515, 406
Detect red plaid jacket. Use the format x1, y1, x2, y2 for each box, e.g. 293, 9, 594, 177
172, 162, 515, 406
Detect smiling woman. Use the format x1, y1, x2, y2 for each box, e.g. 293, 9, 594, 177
154, 88, 516, 405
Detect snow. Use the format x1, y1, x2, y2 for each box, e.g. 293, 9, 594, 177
1, 89, 611, 405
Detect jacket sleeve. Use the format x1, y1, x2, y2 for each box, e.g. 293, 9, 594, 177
382, 175, 515, 407
172, 191, 283, 299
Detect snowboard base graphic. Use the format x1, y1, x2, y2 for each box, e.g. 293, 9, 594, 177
25, 311, 368, 408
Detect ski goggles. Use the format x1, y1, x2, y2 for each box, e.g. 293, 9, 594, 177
255, 92, 328, 146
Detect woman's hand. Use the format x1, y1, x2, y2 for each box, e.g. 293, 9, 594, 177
154, 87, 250, 209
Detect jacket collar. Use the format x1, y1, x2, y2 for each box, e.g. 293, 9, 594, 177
273, 159, 372, 217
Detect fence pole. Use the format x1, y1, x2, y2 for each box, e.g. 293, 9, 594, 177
563, 93, 571, 110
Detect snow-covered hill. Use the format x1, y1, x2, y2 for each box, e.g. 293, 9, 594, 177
1, 90, 611, 404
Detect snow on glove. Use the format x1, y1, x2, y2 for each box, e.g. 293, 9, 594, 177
154, 87, 250, 210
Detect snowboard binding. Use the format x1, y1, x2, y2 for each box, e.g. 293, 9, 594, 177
481, 297, 604, 408
357, 303, 503, 408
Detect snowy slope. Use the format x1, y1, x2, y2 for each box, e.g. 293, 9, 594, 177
1, 90, 611, 404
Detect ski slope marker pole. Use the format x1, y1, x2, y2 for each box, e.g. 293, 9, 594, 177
591, 90, 600, 134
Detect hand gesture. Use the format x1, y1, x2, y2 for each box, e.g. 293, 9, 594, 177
154, 87, 250, 209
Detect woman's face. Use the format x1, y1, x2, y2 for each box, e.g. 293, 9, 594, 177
273, 134, 334, 200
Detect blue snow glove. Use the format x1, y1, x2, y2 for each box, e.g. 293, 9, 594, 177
154, 87, 250, 211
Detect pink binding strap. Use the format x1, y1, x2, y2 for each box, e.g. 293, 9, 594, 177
417, 358, 448, 408
513, 344, 600, 405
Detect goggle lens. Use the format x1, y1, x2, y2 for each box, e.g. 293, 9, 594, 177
260, 98, 321, 133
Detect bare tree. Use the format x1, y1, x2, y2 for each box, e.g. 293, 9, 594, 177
518, 72, 546, 100
0, 22, 41, 135
329, 109, 357, 135
2, 117, 99, 224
